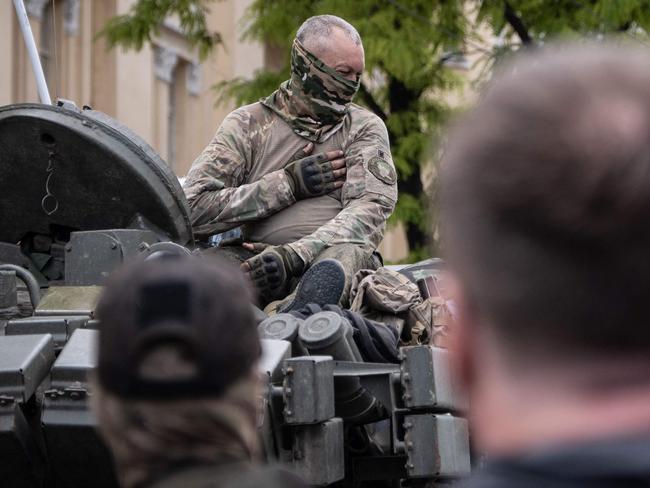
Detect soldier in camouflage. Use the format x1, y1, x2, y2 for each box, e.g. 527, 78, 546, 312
183, 15, 397, 309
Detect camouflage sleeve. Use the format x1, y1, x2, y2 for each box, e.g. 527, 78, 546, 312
287, 113, 397, 264
183, 109, 296, 240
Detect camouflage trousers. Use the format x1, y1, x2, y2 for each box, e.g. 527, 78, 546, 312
202, 244, 381, 310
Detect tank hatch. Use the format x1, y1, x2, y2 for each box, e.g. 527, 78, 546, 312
0, 103, 193, 245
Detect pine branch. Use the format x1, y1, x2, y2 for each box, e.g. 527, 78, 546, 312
358, 82, 388, 122
98, 0, 221, 60
504, 2, 532, 45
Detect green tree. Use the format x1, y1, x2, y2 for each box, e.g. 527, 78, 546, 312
100, 0, 222, 59
102, 0, 650, 258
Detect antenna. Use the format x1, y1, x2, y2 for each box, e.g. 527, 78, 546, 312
13, 0, 52, 105
51, 0, 60, 98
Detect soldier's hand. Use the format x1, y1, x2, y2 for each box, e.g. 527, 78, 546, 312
284, 149, 346, 200
289, 142, 314, 162
241, 245, 305, 302
242, 242, 269, 254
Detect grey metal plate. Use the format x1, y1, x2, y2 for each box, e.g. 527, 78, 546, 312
0, 334, 54, 401
284, 356, 335, 425
0, 403, 47, 487
401, 346, 468, 412
0, 104, 192, 245
41, 406, 119, 488
34, 285, 102, 316
50, 329, 98, 387
292, 418, 344, 485
404, 413, 470, 478
259, 339, 291, 383
5, 316, 87, 349
64, 230, 159, 286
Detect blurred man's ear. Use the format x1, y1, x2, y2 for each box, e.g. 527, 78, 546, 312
446, 275, 477, 396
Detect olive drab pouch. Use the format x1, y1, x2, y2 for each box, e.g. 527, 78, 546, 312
349, 265, 452, 348
404, 297, 450, 348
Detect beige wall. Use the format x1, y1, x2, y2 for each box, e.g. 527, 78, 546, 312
0, 2, 16, 106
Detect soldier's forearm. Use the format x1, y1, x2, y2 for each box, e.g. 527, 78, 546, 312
188, 169, 296, 236
287, 195, 395, 265
188, 189, 243, 238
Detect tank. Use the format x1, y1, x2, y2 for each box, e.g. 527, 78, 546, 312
0, 100, 470, 487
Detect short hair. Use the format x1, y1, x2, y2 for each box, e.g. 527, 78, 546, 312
441, 44, 650, 365
296, 14, 362, 53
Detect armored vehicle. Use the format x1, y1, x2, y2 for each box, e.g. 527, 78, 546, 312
0, 101, 470, 487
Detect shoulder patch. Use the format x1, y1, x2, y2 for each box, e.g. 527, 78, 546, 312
368, 157, 397, 185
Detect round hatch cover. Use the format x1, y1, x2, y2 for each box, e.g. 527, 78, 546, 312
0, 104, 192, 245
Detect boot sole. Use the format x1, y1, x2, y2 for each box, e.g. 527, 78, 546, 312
279, 259, 346, 313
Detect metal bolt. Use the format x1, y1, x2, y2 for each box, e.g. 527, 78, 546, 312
110, 242, 117, 249
284, 409, 293, 417
404, 421, 413, 430
406, 463, 414, 470
138, 242, 150, 251
406, 441, 414, 451
285, 367, 294, 374
402, 373, 411, 382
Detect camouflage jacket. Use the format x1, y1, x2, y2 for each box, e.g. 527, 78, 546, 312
183, 102, 397, 266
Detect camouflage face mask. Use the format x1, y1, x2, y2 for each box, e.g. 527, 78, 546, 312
262, 39, 361, 143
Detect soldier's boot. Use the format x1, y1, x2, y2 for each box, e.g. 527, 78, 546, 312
275, 244, 381, 313
276, 259, 346, 313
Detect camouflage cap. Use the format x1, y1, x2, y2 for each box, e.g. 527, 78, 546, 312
96, 254, 261, 399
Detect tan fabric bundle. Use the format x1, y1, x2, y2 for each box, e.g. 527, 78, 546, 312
349, 267, 450, 347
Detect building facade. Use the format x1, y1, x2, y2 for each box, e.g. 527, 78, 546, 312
1, 0, 264, 177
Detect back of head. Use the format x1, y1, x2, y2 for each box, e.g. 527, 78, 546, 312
442, 43, 650, 369
93, 255, 261, 488
96, 254, 260, 398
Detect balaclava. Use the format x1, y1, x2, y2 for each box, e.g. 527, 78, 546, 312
262, 39, 361, 143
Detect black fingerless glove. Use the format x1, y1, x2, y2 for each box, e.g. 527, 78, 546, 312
244, 245, 305, 301
284, 153, 340, 200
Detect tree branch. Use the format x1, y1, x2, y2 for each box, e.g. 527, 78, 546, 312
358, 82, 388, 121
618, 21, 632, 32
504, 2, 532, 45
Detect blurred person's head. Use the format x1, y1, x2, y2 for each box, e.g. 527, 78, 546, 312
92, 255, 261, 488
441, 43, 650, 455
